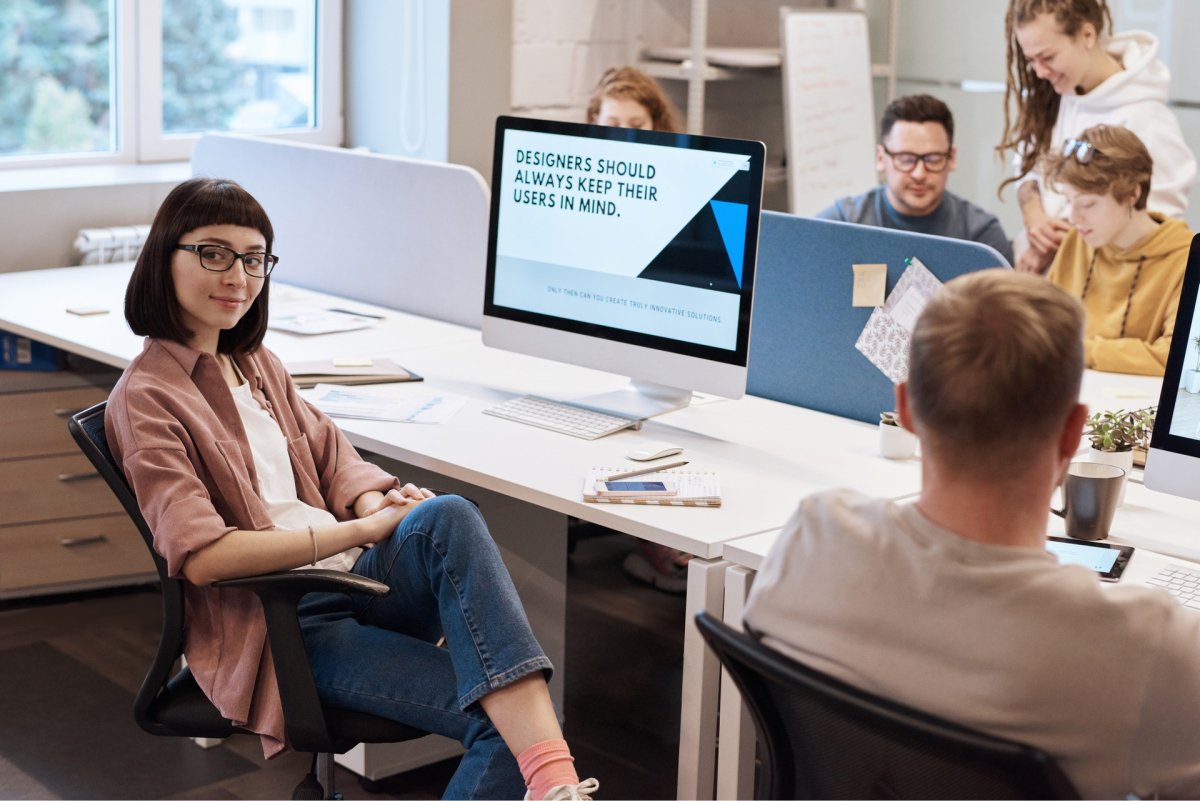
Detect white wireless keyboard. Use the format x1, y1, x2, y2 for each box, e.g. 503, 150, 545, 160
1146, 564, 1200, 611
484, 395, 640, 440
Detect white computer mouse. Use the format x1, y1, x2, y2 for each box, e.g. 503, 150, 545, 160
626, 441, 684, 461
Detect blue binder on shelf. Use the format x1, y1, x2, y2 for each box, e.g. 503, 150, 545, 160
747, 212, 1010, 424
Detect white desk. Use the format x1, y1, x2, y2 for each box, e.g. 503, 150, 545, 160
334, 337, 923, 559
1, 262, 926, 795
0, 262, 477, 370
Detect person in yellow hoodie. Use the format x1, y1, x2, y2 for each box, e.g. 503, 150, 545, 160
1045, 124, 1194, 375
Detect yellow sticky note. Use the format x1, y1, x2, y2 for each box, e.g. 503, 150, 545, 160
332, 357, 374, 368
852, 263, 887, 307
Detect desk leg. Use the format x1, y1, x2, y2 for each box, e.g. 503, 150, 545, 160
677, 557, 728, 801
716, 566, 755, 800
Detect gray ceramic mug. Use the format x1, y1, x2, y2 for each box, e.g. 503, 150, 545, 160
1052, 462, 1126, 541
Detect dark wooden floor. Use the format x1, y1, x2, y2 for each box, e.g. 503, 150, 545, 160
0, 533, 686, 800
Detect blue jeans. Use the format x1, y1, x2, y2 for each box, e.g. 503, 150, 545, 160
298, 494, 554, 800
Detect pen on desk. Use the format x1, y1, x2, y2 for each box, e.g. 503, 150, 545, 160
605, 460, 689, 481
327, 307, 385, 320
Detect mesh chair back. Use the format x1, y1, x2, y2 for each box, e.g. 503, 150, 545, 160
695, 612, 1080, 800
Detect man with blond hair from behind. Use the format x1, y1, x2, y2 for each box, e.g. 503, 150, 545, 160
744, 269, 1200, 799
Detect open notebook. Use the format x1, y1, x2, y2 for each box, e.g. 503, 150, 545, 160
582, 467, 721, 507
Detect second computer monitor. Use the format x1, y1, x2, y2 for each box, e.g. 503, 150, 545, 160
1146, 234, 1200, 500
482, 115, 765, 419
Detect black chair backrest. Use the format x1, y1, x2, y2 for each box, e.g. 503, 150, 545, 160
695, 611, 1080, 800
68, 401, 192, 736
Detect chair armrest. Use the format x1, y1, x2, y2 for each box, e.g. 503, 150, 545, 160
213, 569, 389, 752
216, 568, 388, 600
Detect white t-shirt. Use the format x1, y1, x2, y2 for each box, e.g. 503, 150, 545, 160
744, 490, 1200, 800
229, 379, 360, 572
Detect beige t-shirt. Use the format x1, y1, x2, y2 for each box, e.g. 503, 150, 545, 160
744, 490, 1200, 800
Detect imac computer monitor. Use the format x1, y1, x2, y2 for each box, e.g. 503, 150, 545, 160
482, 115, 765, 420
1145, 233, 1200, 500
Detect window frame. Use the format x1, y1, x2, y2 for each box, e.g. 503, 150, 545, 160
0, 0, 342, 170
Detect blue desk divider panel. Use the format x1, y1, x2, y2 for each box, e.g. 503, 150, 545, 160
747, 211, 1010, 424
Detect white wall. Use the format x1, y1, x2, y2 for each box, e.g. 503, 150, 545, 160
511, 0, 630, 123
0, 174, 180, 273
346, 0, 513, 181
345, 0, 450, 163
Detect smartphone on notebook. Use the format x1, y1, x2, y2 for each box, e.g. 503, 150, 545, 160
597, 480, 677, 496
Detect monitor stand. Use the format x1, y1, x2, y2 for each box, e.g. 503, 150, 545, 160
569, 379, 693, 421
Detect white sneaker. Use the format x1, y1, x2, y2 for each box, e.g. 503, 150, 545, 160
524, 777, 599, 800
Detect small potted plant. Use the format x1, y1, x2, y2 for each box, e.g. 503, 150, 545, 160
1186, 335, 1200, 393
879, 410, 917, 460
1084, 406, 1155, 504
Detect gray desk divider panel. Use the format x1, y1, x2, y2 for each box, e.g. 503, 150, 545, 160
747, 211, 1010, 424
191, 133, 489, 328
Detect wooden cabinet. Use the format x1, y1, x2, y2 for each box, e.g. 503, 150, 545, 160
0, 368, 155, 599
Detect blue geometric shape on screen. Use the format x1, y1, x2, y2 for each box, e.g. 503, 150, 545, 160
710, 200, 747, 287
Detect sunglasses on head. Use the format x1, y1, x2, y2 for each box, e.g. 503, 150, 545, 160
1062, 139, 1098, 164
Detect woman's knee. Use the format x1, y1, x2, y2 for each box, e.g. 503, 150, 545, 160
405, 493, 489, 542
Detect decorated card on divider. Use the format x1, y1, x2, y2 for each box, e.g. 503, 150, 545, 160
854, 257, 942, 384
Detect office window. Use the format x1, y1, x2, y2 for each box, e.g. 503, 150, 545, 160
0, 0, 116, 159
0, 0, 340, 168
162, 0, 317, 135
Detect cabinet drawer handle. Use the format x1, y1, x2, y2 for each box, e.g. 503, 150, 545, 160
54, 407, 87, 418
57, 471, 101, 483
60, 535, 109, 548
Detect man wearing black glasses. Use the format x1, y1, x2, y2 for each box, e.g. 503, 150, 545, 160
816, 94, 1015, 265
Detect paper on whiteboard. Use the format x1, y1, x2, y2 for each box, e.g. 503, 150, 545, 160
854, 257, 942, 383
311, 384, 465, 424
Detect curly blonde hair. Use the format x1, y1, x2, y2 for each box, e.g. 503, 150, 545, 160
996, 0, 1113, 197
586, 66, 681, 133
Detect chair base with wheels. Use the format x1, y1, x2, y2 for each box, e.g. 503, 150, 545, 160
69, 401, 427, 800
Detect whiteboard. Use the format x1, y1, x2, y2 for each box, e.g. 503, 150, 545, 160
780, 8, 878, 216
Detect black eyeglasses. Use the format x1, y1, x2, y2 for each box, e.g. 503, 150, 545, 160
176, 243, 278, 278
1062, 138, 1098, 164
881, 146, 952, 173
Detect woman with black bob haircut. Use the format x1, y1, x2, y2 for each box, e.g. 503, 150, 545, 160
125, 177, 272, 353
106, 177, 597, 801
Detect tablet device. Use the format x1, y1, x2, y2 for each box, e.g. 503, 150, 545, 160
1045, 536, 1134, 582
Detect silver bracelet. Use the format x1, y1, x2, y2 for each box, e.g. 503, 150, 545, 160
308, 525, 318, 566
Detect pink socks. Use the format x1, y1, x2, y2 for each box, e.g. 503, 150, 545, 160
517, 738, 580, 800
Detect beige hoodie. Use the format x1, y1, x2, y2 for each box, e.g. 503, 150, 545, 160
1049, 213, 1194, 375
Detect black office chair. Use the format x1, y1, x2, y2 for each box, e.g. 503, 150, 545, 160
68, 401, 427, 800
694, 611, 1081, 800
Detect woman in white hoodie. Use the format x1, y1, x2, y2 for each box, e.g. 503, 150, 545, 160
998, 0, 1196, 274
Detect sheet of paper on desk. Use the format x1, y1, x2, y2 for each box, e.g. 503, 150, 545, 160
310, 384, 465, 424
269, 309, 378, 335
855, 257, 942, 383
